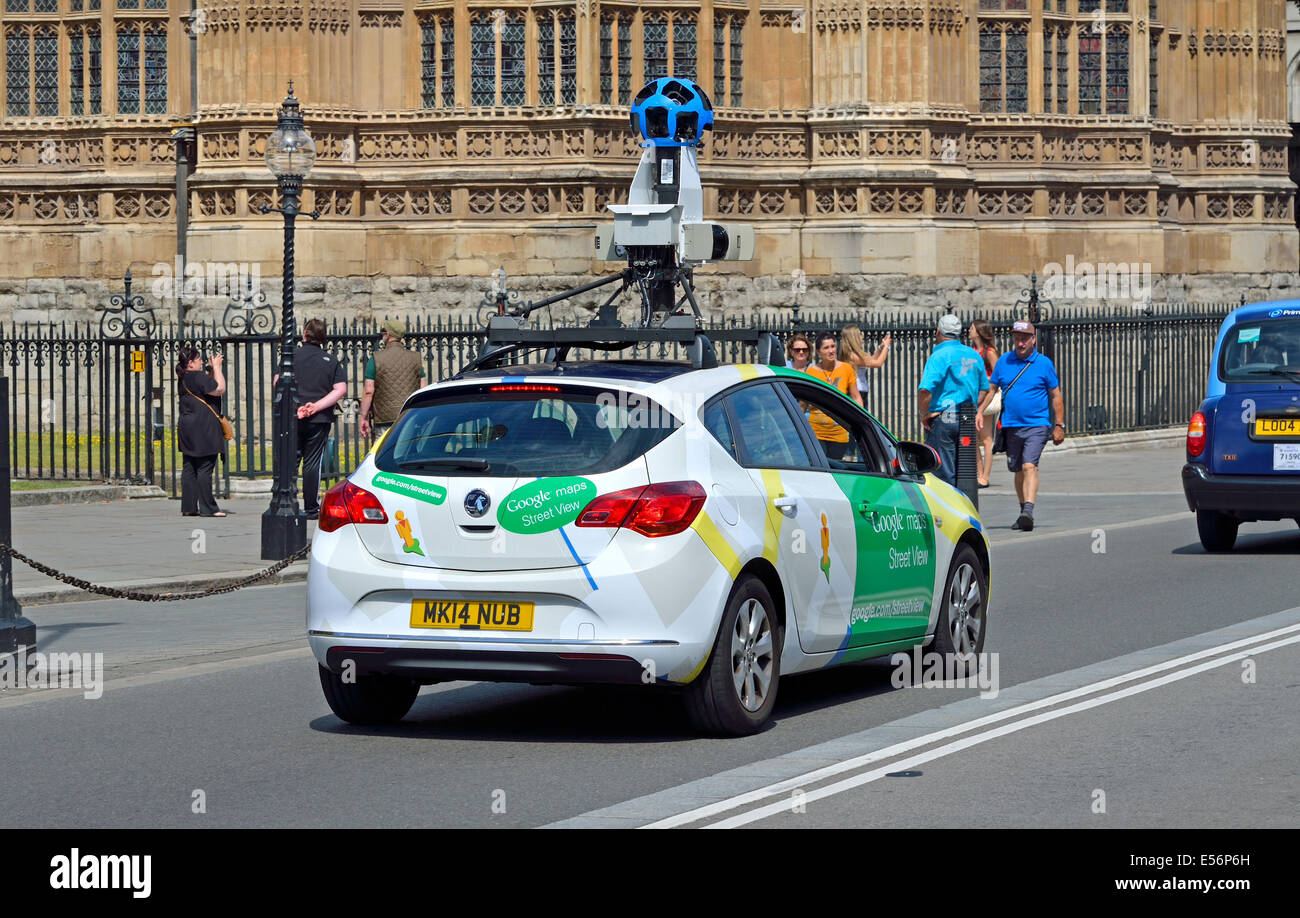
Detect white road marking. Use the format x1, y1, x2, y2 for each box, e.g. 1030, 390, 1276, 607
640, 619, 1300, 828
702, 632, 1300, 828
985, 511, 1190, 546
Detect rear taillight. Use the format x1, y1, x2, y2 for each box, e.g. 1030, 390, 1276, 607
575, 481, 706, 538
319, 480, 389, 533
1187, 412, 1207, 458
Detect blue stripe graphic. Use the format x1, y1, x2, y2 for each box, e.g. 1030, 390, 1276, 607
559, 527, 598, 591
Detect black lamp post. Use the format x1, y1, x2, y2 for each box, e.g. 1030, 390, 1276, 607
260, 83, 319, 560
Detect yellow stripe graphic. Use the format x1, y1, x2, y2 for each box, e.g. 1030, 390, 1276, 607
736, 364, 760, 381
758, 468, 784, 564
691, 512, 743, 580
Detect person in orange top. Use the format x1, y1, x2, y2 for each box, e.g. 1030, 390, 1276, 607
802, 332, 862, 460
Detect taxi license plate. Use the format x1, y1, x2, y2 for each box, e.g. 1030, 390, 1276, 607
410, 599, 534, 632
1255, 418, 1300, 438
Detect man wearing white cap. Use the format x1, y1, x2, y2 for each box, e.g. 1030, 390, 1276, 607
987, 321, 1066, 531
917, 313, 991, 487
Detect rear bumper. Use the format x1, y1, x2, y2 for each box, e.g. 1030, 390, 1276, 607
1181, 463, 1300, 519
319, 642, 656, 686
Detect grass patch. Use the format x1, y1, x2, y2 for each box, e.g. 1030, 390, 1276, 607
9, 480, 95, 491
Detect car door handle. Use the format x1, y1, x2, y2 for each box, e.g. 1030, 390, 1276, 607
855, 500, 872, 516
772, 496, 798, 511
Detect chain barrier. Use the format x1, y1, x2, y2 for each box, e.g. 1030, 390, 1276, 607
0, 542, 310, 602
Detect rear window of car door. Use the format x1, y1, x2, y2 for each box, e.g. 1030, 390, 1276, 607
725, 383, 815, 469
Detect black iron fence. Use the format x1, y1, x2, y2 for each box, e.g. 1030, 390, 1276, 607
3, 300, 1234, 497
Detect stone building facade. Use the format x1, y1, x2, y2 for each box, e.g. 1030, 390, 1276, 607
0, 0, 1297, 324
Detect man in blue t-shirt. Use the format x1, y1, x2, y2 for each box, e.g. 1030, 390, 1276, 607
988, 321, 1066, 532
917, 314, 991, 486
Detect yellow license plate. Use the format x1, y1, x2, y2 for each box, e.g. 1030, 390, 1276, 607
1254, 418, 1300, 438
409, 599, 534, 632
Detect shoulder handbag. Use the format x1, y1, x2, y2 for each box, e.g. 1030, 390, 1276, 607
991, 355, 1035, 455
185, 383, 234, 441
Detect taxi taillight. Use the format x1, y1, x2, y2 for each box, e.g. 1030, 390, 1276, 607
1187, 412, 1207, 458
319, 480, 389, 533
575, 481, 706, 537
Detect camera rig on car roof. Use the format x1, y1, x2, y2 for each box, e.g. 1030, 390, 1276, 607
458, 78, 785, 377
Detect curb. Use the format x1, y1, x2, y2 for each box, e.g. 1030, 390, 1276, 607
11, 484, 168, 507
1041, 425, 1183, 456
15, 561, 309, 606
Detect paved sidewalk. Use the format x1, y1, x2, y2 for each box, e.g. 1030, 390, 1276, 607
8, 497, 313, 605
5, 441, 1191, 606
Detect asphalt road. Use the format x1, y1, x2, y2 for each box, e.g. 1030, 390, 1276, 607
2, 444, 1297, 828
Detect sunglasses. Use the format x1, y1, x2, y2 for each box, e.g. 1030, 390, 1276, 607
791, 346, 809, 353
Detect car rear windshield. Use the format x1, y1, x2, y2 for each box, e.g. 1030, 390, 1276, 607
1219, 318, 1300, 382
375, 384, 680, 477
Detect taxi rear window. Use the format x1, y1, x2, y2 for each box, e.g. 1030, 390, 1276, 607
1219, 318, 1300, 382
376, 384, 680, 477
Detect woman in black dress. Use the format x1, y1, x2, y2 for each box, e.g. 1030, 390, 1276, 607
176, 347, 227, 517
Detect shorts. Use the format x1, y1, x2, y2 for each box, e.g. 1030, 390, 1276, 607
1005, 426, 1051, 472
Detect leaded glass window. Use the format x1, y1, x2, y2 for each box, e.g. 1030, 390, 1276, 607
116, 24, 139, 114
644, 12, 667, 83
1078, 25, 1101, 114
1149, 0, 1158, 20
499, 12, 525, 106
440, 19, 454, 107
1149, 30, 1158, 118
979, 0, 1027, 9
88, 27, 101, 114
71, 0, 82, 10
673, 14, 696, 83
144, 0, 166, 8
730, 18, 742, 107
713, 20, 725, 103
1078, 0, 1100, 12
1057, 24, 1068, 111
600, 17, 613, 104
538, 15, 555, 105
33, 25, 57, 116
71, 31, 85, 116
559, 12, 576, 105
1105, 24, 1128, 114
979, 23, 1001, 113
470, 13, 495, 107
117, 0, 140, 8
143, 22, 166, 114
1106, 0, 1128, 11
617, 17, 630, 104
5, 0, 29, 12
89, 0, 100, 9
420, 15, 453, 109
1006, 23, 1027, 113
34, 0, 57, 10
1043, 27, 1054, 114
5, 30, 29, 117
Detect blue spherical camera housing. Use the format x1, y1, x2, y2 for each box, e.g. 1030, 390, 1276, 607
629, 78, 714, 148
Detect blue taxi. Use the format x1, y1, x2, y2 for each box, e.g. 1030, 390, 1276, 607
1182, 300, 1300, 551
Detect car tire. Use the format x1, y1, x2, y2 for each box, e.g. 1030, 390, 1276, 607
1196, 510, 1238, 552
930, 544, 987, 661
318, 664, 419, 726
686, 576, 781, 737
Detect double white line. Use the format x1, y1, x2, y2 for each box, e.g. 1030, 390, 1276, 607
643, 621, 1300, 829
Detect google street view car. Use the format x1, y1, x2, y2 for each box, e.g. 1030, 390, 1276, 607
1183, 300, 1300, 550
305, 79, 991, 735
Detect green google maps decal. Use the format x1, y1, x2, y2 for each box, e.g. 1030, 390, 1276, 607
833, 474, 935, 648
499, 477, 597, 535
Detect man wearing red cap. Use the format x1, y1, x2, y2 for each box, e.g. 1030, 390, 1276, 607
986, 321, 1066, 531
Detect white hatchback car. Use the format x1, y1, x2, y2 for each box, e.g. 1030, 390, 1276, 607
307, 361, 991, 735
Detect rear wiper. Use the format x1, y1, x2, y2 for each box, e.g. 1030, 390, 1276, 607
1246, 367, 1300, 384
399, 458, 491, 472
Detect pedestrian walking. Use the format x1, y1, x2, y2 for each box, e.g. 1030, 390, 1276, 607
839, 324, 891, 406
784, 332, 812, 371
176, 347, 227, 517
803, 332, 862, 460
917, 314, 990, 487
986, 320, 1065, 531
274, 318, 347, 519
360, 320, 427, 441
969, 318, 1000, 487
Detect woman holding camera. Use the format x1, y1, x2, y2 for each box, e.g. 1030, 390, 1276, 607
176, 347, 227, 517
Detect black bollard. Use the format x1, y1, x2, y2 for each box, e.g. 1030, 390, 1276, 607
956, 401, 979, 512
0, 376, 36, 656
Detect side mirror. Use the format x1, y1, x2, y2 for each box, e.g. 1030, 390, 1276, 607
896, 440, 940, 476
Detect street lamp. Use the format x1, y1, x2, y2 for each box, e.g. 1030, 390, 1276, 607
260, 82, 319, 561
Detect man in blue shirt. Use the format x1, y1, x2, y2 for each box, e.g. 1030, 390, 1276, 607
917, 314, 991, 486
988, 321, 1066, 531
